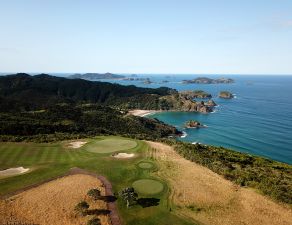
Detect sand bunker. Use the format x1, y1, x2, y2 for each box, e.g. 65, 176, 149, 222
112, 153, 135, 158
68, 141, 87, 149
0, 167, 29, 177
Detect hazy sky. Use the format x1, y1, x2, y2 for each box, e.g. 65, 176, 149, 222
0, 0, 291, 74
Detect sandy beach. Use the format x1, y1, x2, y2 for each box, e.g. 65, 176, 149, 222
127, 109, 159, 117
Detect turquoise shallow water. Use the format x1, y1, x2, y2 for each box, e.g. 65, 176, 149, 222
98, 74, 292, 164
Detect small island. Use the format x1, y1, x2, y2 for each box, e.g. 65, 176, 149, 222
185, 120, 206, 128
219, 91, 234, 99
143, 78, 153, 84
69, 72, 125, 80
182, 77, 234, 84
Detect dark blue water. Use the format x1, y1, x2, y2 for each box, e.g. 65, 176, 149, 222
100, 74, 292, 164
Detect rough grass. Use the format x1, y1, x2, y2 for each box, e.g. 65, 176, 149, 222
0, 136, 194, 225
132, 179, 164, 195
146, 141, 292, 225
84, 137, 138, 153
0, 174, 110, 225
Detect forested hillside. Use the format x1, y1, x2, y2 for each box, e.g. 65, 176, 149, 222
0, 104, 181, 142
0, 73, 175, 112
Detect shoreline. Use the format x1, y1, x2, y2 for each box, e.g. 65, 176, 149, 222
127, 110, 160, 117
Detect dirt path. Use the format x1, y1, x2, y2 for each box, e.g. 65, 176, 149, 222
146, 141, 292, 225
0, 168, 121, 225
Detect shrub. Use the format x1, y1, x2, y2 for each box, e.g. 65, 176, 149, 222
87, 217, 101, 225
74, 201, 89, 216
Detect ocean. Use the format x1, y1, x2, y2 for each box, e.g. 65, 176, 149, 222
99, 74, 292, 164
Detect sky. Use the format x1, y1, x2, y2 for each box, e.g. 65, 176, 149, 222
0, 0, 292, 75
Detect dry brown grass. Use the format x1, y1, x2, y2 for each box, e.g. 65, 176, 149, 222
0, 174, 110, 225
146, 141, 292, 225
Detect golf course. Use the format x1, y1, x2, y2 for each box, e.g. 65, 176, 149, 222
1, 136, 291, 225
0, 136, 194, 225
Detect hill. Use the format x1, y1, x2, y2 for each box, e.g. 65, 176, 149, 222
0, 73, 214, 113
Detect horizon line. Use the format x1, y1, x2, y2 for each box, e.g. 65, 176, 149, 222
1, 71, 292, 76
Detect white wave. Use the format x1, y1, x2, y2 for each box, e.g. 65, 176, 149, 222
180, 131, 187, 138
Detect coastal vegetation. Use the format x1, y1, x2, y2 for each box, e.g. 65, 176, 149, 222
0, 104, 180, 142
162, 139, 292, 204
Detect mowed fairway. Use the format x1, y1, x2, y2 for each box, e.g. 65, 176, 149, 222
85, 137, 138, 153
0, 136, 194, 225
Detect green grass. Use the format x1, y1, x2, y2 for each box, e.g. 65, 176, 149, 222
0, 136, 195, 225
84, 137, 138, 153
137, 162, 154, 169
132, 179, 164, 195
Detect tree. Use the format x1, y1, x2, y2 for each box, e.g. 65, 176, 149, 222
119, 187, 138, 208
87, 188, 101, 200
74, 201, 89, 216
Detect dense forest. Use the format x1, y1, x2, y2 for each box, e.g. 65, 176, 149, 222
0, 103, 181, 142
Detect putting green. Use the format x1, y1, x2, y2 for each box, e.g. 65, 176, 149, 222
138, 162, 154, 169
85, 137, 137, 153
132, 179, 164, 195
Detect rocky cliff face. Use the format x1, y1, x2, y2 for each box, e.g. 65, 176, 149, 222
159, 94, 214, 113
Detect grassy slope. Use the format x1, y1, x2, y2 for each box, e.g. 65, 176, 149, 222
0, 136, 194, 225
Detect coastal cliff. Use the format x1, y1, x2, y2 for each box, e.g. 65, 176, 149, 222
158, 93, 214, 113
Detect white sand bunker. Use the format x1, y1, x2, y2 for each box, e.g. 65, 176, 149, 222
68, 141, 87, 149
0, 167, 30, 177
112, 153, 135, 159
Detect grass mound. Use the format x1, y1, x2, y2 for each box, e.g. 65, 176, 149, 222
132, 179, 164, 195
85, 137, 137, 153
138, 162, 154, 169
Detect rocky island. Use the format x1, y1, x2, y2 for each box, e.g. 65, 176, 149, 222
185, 120, 206, 128
143, 78, 153, 84
219, 91, 234, 99
182, 77, 234, 84
69, 72, 125, 80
